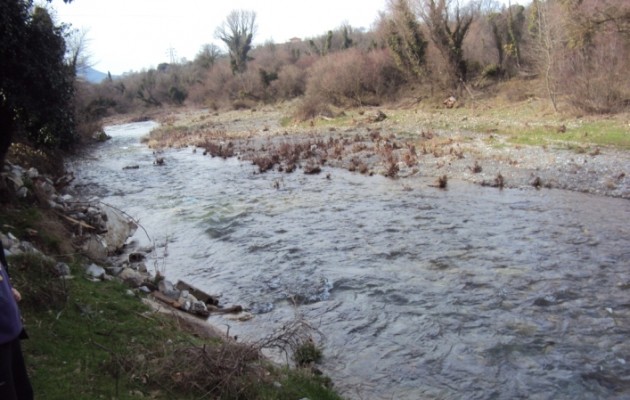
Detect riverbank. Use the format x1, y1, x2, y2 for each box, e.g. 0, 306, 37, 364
8, 99, 627, 399
139, 98, 630, 199
0, 162, 343, 399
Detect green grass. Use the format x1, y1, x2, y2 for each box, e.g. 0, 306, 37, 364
502, 120, 630, 150
7, 251, 343, 400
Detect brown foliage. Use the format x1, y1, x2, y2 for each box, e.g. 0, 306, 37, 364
302, 48, 404, 109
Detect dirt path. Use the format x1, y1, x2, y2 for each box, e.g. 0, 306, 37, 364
145, 105, 630, 199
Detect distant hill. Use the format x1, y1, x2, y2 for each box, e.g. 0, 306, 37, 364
78, 66, 109, 83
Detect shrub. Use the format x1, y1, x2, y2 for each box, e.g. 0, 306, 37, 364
293, 339, 323, 366
271, 64, 307, 99
303, 48, 404, 109
294, 95, 333, 121
562, 32, 629, 114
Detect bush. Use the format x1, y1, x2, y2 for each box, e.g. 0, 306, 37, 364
481, 63, 502, 78
271, 64, 307, 99
293, 339, 323, 366
303, 48, 404, 108
562, 32, 629, 114
294, 95, 334, 121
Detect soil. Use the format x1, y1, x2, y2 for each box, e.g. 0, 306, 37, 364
139, 103, 630, 199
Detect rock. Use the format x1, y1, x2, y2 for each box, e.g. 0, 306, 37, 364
36, 179, 55, 196
55, 262, 72, 277
372, 110, 387, 122
82, 236, 108, 261
158, 280, 181, 300
129, 252, 145, 263
26, 168, 39, 179
85, 263, 106, 279
304, 164, 321, 175
191, 301, 208, 314
119, 268, 146, 288
16, 187, 29, 198
105, 266, 124, 276
82, 205, 138, 261
48, 200, 65, 211
93, 131, 111, 142
5, 174, 24, 190
138, 286, 152, 294
101, 206, 137, 252
443, 96, 457, 108
175, 280, 219, 305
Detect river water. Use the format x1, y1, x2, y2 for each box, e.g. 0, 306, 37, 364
69, 121, 630, 399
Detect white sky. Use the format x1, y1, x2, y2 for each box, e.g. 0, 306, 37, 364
50, 0, 389, 75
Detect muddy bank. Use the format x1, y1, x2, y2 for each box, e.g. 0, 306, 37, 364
146, 106, 630, 199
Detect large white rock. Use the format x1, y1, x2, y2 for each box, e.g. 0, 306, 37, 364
82, 205, 138, 261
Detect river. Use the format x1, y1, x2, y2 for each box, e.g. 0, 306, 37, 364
68, 121, 630, 399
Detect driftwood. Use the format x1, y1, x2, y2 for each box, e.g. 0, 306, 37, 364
176, 280, 219, 306
152, 281, 243, 319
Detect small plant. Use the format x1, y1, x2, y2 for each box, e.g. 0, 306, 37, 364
495, 173, 505, 189
470, 161, 482, 173
437, 175, 448, 189
293, 338, 323, 367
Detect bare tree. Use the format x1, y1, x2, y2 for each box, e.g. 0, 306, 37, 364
530, 0, 563, 112
65, 27, 92, 75
417, 0, 475, 88
194, 43, 222, 70
215, 10, 257, 74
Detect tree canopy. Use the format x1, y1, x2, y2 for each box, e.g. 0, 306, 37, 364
0, 0, 76, 169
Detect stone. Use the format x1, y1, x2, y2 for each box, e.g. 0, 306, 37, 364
85, 263, 106, 279
81, 205, 138, 261
16, 187, 29, 198
191, 301, 208, 313
372, 110, 387, 122
129, 252, 146, 263
443, 96, 457, 108
119, 268, 146, 288
105, 266, 124, 276
158, 280, 181, 300
5, 174, 24, 190
55, 262, 72, 276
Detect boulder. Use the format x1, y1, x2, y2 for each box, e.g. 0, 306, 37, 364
158, 280, 181, 300
85, 263, 106, 280
101, 206, 137, 252
129, 252, 145, 263
55, 262, 72, 277
119, 268, 146, 288
81, 205, 138, 262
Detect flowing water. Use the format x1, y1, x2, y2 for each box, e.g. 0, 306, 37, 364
69, 121, 630, 399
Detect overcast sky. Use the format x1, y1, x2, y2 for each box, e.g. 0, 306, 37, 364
50, 0, 389, 75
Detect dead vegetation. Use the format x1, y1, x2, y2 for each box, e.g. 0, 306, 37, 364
113, 309, 328, 399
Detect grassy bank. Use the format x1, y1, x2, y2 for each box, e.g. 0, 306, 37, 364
2, 205, 342, 400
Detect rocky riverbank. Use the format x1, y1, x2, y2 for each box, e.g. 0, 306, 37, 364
1, 162, 244, 320
144, 104, 630, 199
